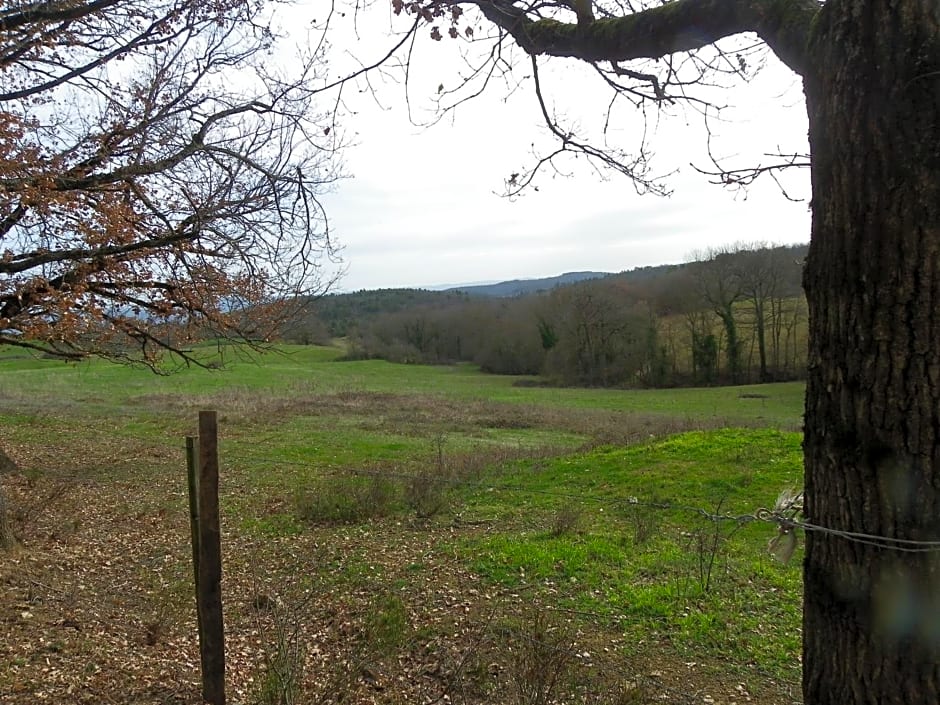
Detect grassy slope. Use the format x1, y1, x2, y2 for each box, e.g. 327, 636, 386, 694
463, 429, 803, 678
0, 344, 806, 703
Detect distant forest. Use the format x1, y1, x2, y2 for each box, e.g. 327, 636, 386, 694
280, 243, 809, 388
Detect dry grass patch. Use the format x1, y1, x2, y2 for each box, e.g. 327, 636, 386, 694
294, 472, 399, 525
129, 389, 747, 449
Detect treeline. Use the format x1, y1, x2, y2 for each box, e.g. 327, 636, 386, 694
281, 288, 470, 343
282, 243, 809, 388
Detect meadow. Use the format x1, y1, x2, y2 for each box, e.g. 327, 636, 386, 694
0, 344, 805, 705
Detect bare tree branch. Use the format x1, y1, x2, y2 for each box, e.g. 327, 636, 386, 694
0, 0, 348, 365
470, 0, 821, 75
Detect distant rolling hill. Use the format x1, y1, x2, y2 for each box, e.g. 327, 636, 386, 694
445, 271, 610, 297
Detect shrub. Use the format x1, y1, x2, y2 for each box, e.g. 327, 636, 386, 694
500, 611, 575, 705
254, 602, 305, 705
549, 507, 582, 538
294, 474, 399, 525
405, 468, 450, 519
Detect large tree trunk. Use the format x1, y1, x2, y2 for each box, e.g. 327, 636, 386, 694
801, 0, 940, 702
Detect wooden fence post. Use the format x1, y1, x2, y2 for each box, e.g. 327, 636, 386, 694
185, 437, 202, 644
0, 447, 18, 549
196, 410, 226, 705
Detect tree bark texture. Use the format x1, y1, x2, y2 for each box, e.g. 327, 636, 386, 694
801, 0, 940, 701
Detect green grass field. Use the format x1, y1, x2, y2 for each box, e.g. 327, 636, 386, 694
0, 344, 806, 704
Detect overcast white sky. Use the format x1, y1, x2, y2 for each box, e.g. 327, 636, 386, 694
310, 10, 812, 292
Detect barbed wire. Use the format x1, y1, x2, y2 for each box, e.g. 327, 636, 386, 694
768, 514, 940, 553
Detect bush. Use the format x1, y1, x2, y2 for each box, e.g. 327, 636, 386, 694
500, 610, 575, 705
294, 474, 399, 525
254, 602, 305, 705
405, 468, 450, 519
549, 507, 582, 538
